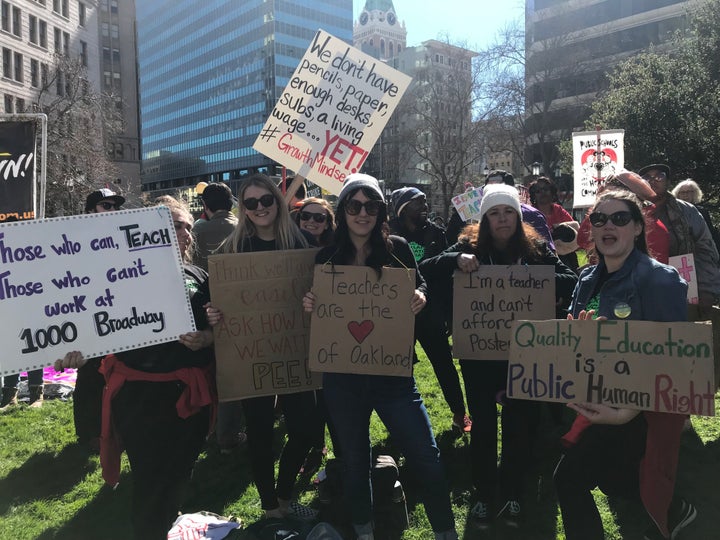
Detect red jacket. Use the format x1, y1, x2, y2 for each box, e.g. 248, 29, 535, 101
99, 354, 216, 487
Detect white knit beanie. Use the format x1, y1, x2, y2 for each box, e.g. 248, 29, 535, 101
338, 173, 385, 205
479, 184, 522, 222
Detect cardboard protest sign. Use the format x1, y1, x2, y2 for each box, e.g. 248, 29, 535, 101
253, 29, 412, 195
507, 319, 715, 416
451, 186, 484, 221
308, 264, 416, 377
669, 253, 699, 304
452, 265, 556, 360
572, 129, 625, 208
0, 207, 194, 374
208, 249, 321, 400
0, 121, 36, 222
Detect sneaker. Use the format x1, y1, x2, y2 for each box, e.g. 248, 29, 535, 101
469, 500, 492, 529
218, 432, 247, 455
452, 412, 472, 434
283, 500, 318, 521
497, 500, 521, 527
669, 499, 696, 539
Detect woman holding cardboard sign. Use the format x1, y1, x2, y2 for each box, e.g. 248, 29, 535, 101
554, 190, 695, 540
302, 174, 458, 540
55, 196, 216, 540
205, 173, 320, 521
420, 183, 577, 530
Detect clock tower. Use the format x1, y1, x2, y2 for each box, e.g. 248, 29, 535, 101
353, 0, 407, 61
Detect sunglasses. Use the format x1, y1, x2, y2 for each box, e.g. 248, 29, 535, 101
589, 210, 634, 227
299, 211, 327, 223
243, 194, 275, 210
98, 201, 118, 210
345, 199, 382, 216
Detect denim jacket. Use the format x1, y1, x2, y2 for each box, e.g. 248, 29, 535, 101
570, 248, 687, 322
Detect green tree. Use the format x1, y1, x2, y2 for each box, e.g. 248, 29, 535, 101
588, 0, 720, 199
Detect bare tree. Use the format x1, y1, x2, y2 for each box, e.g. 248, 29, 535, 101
396, 39, 487, 219
32, 54, 120, 216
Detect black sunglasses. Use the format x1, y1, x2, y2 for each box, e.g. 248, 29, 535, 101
243, 193, 275, 210
589, 210, 633, 227
299, 211, 327, 223
98, 201, 118, 210
345, 199, 382, 216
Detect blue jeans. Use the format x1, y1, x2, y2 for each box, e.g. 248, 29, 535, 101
323, 372, 455, 533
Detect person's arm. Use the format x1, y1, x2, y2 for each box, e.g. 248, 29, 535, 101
568, 402, 641, 425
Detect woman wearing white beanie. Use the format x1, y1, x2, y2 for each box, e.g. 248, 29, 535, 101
420, 183, 577, 530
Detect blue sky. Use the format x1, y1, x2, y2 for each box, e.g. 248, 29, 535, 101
353, 0, 525, 51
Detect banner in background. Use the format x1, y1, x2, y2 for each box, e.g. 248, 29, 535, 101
0, 121, 36, 222
572, 129, 624, 208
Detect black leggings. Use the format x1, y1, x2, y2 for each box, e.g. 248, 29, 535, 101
554, 416, 647, 540
242, 391, 317, 510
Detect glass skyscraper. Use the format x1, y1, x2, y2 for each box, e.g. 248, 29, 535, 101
136, 0, 352, 196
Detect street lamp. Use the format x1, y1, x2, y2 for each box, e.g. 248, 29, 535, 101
531, 162, 542, 176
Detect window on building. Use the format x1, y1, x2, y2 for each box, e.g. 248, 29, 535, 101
11, 5, 20, 37
80, 40, 87, 66
103, 69, 111, 88
78, 2, 86, 26
13, 52, 22, 82
102, 46, 110, 62
1, 2, 8, 33
56, 69, 64, 96
30, 58, 38, 86
16, 97, 24, 112
111, 23, 118, 39
53, 0, 60, 14
63, 31, 69, 56
112, 71, 120, 89
29, 15, 38, 43
100, 0, 107, 12
54, 26, 61, 52
4, 94, 13, 113
110, 0, 117, 13
62, 0, 68, 17
39, 19, 47, 47
41, 62, 48, 86
2, 47, 11, 78
101, 22, 108, 37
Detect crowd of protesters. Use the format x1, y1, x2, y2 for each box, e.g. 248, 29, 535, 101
2, 161, 713, 540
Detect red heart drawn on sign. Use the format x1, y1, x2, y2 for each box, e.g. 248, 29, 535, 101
347, 320, 374, 344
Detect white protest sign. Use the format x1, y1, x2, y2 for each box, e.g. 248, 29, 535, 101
253, 29, 412, 195
572, 129, 625, 208
451, 186, 484, 221
0, 207, 194, 374
669, 253, 699, 304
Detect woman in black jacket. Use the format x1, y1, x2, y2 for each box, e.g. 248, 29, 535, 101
421, 184, 577, 531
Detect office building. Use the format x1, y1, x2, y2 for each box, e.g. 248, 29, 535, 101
525, 0, 693, 169
136, 0, 353, 200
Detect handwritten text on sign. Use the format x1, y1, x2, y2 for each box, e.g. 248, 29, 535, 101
0, 207, 194, 374
309, 265, 416, 377
253, 29, 411, 195
209, 250, 321, 401
452, 265, 556, 360
507, 319, 715, 416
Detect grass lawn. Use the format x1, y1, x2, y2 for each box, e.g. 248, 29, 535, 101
0, 350, 718, 539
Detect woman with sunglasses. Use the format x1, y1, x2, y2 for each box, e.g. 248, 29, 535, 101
210, 173, 318, 520
554, 190, 695, 540
302, 174, 458, 540
420, 184, 577, 530
295, 197, 335, 247
56, 196, 216, 539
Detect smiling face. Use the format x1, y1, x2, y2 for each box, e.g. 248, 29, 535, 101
345, 190, 378, 241
242, 184, 277, 236
298, 202, 329, 238
591, 198, 643, 268
172, 209, 193, 256
485, 204, 518, 247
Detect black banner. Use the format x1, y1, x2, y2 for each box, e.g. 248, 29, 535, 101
0, 121, 36, 222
